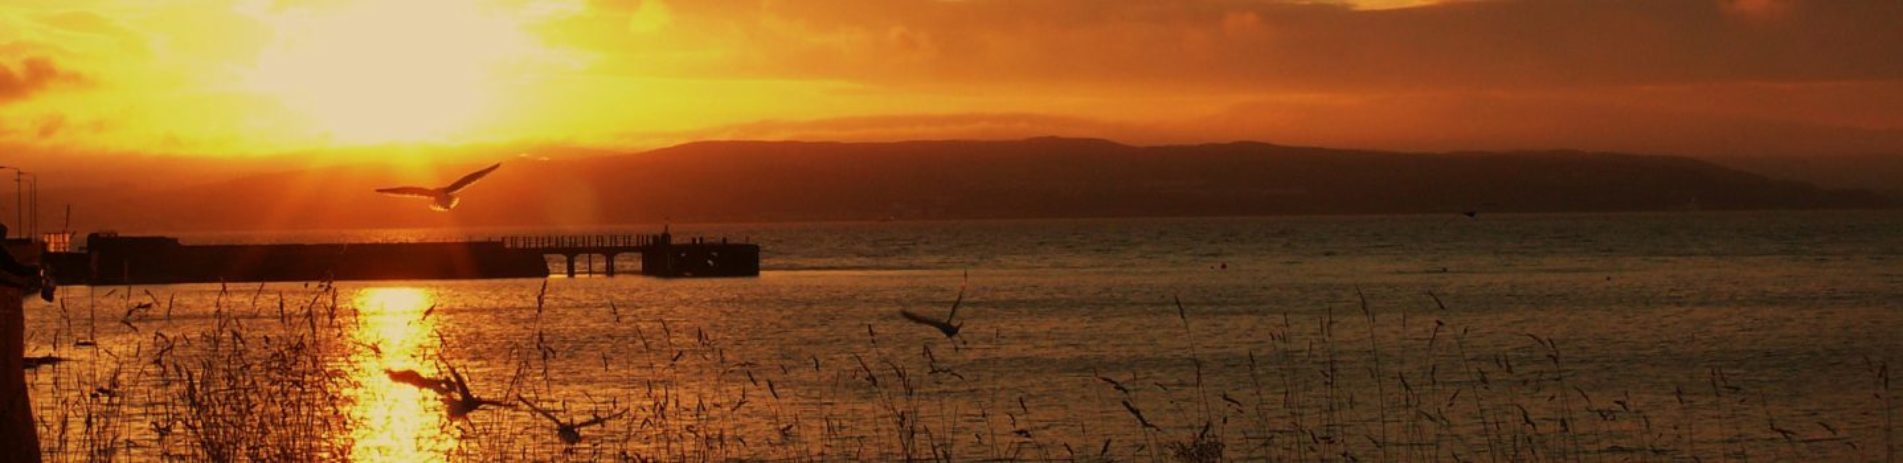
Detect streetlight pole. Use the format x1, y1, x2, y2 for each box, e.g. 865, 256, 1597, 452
22, 175, 36, 240
0, 166, 14, 239
0, 165, 30, 461
11, 171, 19, 239
0, 168, 38, 240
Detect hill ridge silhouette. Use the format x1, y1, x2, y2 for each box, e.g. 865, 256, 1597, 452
78, 137, 1897, 231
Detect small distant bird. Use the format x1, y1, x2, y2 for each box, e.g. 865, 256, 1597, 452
376, 163, 501, 211
1459, 202, 1497, 220
518, 396, 628, 444
438, 358, 510, 419
899, 272, 967, 339
21, 355, 65, 370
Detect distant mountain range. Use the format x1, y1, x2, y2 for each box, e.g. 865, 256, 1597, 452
77, 137, 1897, 232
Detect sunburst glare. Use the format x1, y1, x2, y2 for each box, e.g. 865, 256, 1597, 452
347, 287, 455, 461
243, 0, 546, 143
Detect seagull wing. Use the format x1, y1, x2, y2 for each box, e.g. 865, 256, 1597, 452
573, 409, 628, 428
899, 310, 947, 330
444, 163, 501, 193
376, 187, 439, 198
442, 357, 475, 399
517, 396, 564, 425
385, 369, 438, 392
946, 279, 966, 325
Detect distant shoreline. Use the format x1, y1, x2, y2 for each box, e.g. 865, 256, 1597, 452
97, 208, 1903, 242
45, 138, 1899, 233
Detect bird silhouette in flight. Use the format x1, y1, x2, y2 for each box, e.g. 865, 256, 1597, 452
899, 271, 967, 339
518, 396, 629, 444
376, 162, 501, 211
438, 357, 510, 419
1458, 202, 1497, 220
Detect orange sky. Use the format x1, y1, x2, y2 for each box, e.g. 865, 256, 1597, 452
1, 0, 1899, 162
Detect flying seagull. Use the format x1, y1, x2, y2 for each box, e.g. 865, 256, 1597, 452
899, 271, 967, 339
518, 396, 629, 444
376, 162, 501, 211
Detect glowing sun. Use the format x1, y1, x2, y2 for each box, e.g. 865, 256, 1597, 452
245, 0, 542, 144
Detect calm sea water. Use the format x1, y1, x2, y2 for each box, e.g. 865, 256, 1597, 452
23, 211, 1903, 461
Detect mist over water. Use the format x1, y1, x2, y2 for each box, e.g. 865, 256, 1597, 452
25, 211, 1903, 461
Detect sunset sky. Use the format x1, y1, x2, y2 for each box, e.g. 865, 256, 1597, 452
1, 0, 1899, 163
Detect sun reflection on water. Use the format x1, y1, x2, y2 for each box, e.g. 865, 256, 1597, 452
347, 287, 456, 461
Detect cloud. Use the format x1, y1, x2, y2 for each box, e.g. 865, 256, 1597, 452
4, 0, 1899, 158
35, 114, 66, 139
624, 0, 671, 33
636, 112, 1171, 147
632, 79, 1903, 157
1190, 83, 1903, 156
1722, 0, 1794, 18
0, 56, 81, 105
559, 0, 1903, 90
34, 10, 150, 54
553, 0, 1902, 156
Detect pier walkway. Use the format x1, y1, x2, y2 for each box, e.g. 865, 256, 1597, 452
496, 232, 758, 278
60, 229, 759, 285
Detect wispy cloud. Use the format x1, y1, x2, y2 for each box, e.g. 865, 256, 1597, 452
1, 0, 1899, 157
0, 57, 81, 105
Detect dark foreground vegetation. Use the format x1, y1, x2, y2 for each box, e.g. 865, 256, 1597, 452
18, 282, 1897, 462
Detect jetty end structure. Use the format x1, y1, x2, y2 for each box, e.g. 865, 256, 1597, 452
43, 229, 759, 285
497, 231, 758, 279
